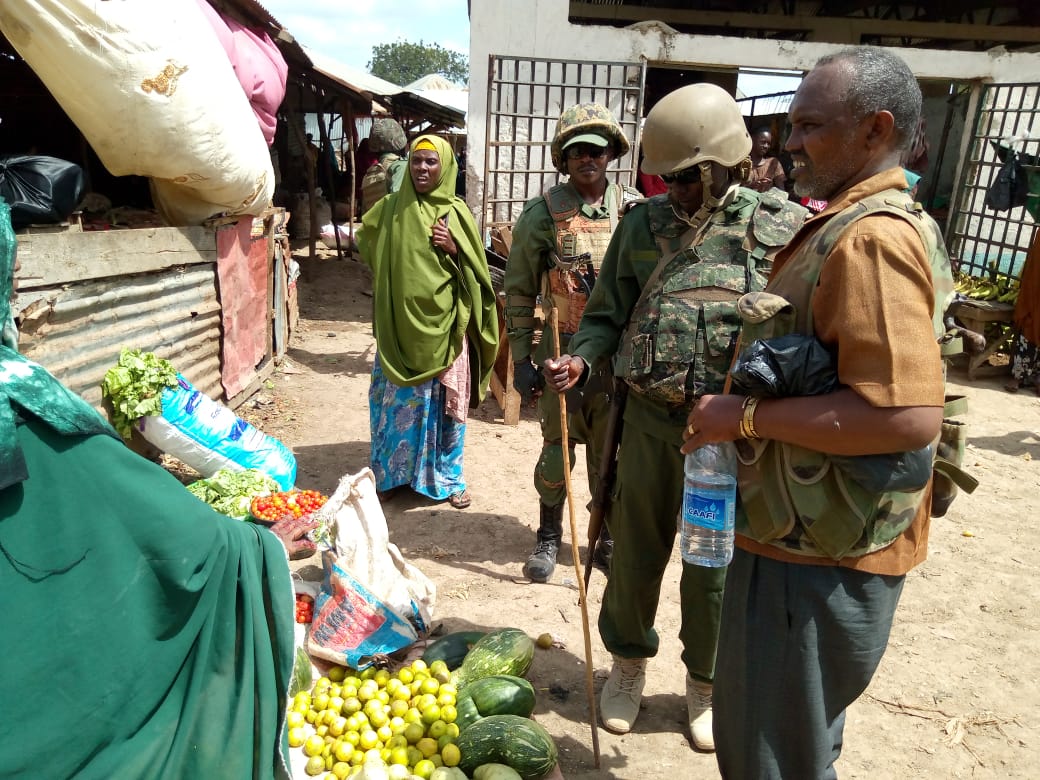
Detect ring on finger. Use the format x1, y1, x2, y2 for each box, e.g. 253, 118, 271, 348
686, 423, 697, 436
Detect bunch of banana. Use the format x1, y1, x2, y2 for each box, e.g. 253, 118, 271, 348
997, 277, 1020, 303
952, 271, 1020, 303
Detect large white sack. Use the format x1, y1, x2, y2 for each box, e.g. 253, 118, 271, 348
0, 0, 274, 225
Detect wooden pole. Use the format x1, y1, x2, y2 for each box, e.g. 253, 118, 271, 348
549, 307, 601, 768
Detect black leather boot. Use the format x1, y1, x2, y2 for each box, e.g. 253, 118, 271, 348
523, 503, 564, 583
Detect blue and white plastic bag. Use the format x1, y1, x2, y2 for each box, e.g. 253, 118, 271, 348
137, 374, 296, 489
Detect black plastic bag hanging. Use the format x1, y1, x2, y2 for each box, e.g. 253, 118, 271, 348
0, 155, 85, 229
984, 147, 1029, 212
731, 334, 933, 494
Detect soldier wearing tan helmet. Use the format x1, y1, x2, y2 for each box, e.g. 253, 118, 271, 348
504, 103, 640, 584
543, 83, 807, 751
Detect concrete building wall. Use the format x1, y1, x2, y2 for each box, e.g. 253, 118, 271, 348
467, 0, 1040, 231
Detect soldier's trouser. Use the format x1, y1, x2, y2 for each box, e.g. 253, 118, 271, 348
597, 421, 727, 683
534, 379, 611, 507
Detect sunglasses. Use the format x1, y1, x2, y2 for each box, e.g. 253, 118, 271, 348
565, 144, 609, 160
661, 166, 702, 185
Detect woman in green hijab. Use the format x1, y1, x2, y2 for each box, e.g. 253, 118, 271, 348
0, 197, 299, 778
358, 135, 499, 509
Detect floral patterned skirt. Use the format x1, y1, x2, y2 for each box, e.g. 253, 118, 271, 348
368, 356, 466, 500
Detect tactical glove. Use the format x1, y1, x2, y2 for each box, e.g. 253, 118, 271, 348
513, 358, 545, 404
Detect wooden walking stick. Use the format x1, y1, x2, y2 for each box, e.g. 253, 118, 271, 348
549, 306, 601, 768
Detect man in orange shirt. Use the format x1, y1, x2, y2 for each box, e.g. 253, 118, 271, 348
681, 46, 953, 777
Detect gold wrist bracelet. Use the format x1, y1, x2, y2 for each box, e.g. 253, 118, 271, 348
741, 396, 761, 440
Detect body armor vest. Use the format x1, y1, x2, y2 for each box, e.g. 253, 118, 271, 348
735, 188, 955, 560
361, 154, 402, 214
541, 183, 623, 335
615, 188, 807, 406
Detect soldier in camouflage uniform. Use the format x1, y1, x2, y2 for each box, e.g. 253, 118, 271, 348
361, 118, 408, 214
544, 84, 807, 750
680, 48, 953, 777
504, 103, 640, 583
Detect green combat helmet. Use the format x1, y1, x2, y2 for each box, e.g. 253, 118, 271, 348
369, 117, 407, 154
550, 103, 631, 173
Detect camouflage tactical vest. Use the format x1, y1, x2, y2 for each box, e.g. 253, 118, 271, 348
361, 154, 402, 214
614, 188, 808, 406
541, 183, 632, 335
735, 188, 955, 560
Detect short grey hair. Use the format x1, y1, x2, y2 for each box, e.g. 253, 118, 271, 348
815, 46, 922, 152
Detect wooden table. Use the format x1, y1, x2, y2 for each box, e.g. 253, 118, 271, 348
947, 298, 1016, 379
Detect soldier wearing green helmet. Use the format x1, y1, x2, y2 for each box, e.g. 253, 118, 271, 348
361, 117, 409, 214
504, 102, 640, 585
542, 83, 808, 751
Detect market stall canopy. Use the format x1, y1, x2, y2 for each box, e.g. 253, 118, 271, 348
404, 74, 469, 121
305, 49, 466, 132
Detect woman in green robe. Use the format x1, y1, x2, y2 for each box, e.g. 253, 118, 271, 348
357, 135, 499, 509
0, 197, 298, 779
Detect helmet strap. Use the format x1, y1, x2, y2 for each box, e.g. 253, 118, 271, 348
699, 162, 741, 211
671, 163, 740, 239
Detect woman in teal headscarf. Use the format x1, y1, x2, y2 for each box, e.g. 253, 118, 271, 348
0, 197, 298, 778
358, 134, 499, 509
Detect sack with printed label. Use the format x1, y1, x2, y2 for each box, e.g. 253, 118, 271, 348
306, 468, 436, 669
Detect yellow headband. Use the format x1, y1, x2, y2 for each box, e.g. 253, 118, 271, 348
414, 139, 437, 152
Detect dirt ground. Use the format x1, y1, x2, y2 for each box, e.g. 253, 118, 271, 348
246, 248, 1040, 780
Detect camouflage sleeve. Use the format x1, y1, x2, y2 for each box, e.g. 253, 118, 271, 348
503, 197, 555, 361
568, 203, 657, 370
387, 159, 408, 193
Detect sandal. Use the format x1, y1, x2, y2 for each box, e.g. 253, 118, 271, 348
1004, 378, 1020, 393
448, 490, 472, 510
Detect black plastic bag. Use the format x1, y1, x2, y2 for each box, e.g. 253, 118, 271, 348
731, 334, 933, 493
984, 148, 1028, 212
0, 155, 85, 229
729, 333, 839, 397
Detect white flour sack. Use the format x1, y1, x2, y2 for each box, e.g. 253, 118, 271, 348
0, 0, 274, 225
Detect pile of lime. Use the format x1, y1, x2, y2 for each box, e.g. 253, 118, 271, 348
287, 659, 462, 779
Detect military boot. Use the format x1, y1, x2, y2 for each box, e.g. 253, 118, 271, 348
523, 503, 564, 583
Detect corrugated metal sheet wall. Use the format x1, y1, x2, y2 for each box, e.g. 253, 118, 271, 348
18, 266, 223, 410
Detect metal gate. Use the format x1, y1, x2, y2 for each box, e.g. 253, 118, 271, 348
482, 55, 646, 234
947, 82, 1040, 280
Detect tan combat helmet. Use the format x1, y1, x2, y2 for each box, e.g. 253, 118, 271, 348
550, 103, 631, 173
640, 83, 751, 175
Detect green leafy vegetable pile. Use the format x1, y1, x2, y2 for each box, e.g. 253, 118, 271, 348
101, 348, 179, 439
186, 468, 281, 519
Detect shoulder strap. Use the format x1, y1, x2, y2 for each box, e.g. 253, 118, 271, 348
801, 185, 957, 358
544, 183, 580, 224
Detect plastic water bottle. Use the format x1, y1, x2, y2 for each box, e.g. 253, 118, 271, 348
679, 442, 737, 567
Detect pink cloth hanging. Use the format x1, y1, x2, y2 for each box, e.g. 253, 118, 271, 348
196, 0, 288, 146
